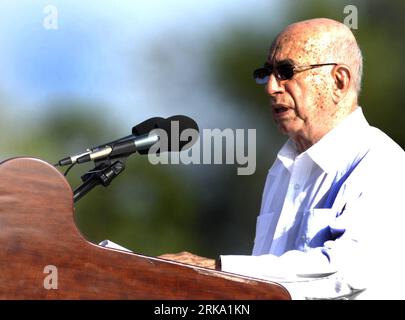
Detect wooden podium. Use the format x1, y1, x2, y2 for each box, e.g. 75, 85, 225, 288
0, 157, 290, 300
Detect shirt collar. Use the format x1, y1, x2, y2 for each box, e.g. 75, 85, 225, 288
277, 138, 298, 172
276, 107, 371, 173
306, 107, 371, 173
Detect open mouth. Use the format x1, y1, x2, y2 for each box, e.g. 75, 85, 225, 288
274, 106, 289, 114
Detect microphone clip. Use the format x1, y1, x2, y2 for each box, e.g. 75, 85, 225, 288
73, 158, 126, 203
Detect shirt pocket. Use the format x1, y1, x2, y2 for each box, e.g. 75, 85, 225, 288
253, 212, 276, 255
301, 208, 338, 248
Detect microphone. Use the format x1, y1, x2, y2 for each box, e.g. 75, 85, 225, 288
132, 115, 198, 155
57, 115, 199, 166
58, 117, 165, 166
75, 133, 159, 164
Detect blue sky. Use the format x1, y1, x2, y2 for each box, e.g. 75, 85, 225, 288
0, 0, 283, 129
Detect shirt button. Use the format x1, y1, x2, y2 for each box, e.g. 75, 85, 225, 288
294, 184, 300, 190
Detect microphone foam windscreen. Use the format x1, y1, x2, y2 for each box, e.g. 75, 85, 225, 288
132, 117, 165, 136
162, 115, 199, 152
133, 115, 199, 154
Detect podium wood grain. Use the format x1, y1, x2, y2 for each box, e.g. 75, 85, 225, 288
0, 158, 290, 300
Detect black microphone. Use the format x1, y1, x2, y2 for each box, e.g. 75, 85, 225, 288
57, 117, 165, 166
77, 115, 198, 163
133, 115, 199, 155
75, 133, 159, 164
58, 115, 199, 165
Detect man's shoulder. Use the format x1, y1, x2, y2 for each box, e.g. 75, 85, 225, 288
367, 126, 405, 160
340, 127, 404, 205
354, 126, 405, 183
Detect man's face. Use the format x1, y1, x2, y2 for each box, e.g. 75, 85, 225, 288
265, 34, 335, 142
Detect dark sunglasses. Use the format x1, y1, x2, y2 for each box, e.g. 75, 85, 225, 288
253, 60, 337, 84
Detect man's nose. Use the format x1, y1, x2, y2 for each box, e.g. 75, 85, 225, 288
266, 73, 284, 96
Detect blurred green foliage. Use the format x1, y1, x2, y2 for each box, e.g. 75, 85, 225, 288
1, 0, 404, 259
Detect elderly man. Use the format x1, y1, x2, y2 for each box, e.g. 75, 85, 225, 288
160, 18, 405, 299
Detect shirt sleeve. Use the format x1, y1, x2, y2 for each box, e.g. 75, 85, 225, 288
220, 249, 358, 300
221, 161, 405, 300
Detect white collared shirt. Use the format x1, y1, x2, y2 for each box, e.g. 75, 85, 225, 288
220, 107, 405, 299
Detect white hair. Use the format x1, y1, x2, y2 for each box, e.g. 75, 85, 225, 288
328, 28, 363, 95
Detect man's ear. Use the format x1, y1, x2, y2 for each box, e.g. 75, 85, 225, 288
331, 64, 351, 104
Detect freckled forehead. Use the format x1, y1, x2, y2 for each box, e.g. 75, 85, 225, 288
267, 27, 328, 65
